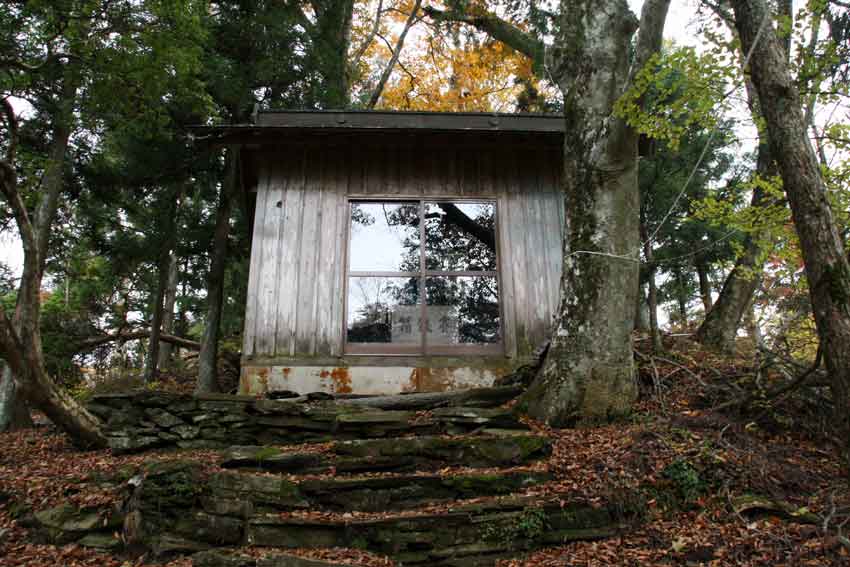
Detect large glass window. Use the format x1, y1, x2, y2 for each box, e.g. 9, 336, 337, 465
346, 200, 501, 355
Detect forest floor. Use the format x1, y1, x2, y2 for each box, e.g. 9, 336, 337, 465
0, 336, 848, 566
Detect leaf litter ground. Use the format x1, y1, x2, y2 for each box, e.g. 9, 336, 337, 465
0, 340, 848, 566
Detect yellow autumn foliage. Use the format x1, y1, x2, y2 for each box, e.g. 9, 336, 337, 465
348, 0, 547, 112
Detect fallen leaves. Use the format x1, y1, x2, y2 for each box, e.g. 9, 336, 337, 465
1, 340, 848, 566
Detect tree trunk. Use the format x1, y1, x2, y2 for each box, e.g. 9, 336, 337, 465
0, 90, 74, 431
745, 302, 765, 349
517, 0, 670, 426
695, 182, 768, 352
0, 30, 105, 447
695, 13, 785, 354
312, 0, 355, 108
0, 309, 106, 447
143, 187, 182, 383
0, 365, 34, 430
730, 0, 850, 444
674, 267, 688, 324
634, 283, 650, 332
197, 150, 238, 394
696, 262, 713, 313
157, 254, 180, 370
143, 255, 169, 383
640, 218, 663, 352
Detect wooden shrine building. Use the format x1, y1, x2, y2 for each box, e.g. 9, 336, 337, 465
200, 110, 565, 395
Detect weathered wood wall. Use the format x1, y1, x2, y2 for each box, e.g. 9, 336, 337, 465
242, 137, 564, 363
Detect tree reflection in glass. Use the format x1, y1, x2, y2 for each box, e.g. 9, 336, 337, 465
346, 277, 419, 344
347, 200, 500, 351
426, 276, 500, 345
425, 203, 496, 271
348, 202, 419, 272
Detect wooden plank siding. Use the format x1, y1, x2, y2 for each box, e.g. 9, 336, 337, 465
242, 142, 564, 362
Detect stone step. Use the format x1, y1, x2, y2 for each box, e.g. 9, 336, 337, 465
238, 497, 623, 566
193, 549, 349, 567
88, 390, 527, 453
28, 459, 644, 567
205, 469, 552, 513
219, 434, 551, 474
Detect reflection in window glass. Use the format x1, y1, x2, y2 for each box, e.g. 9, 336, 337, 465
346, 277, 420, 344
425, 276, 500, 344
349, 202, 420, 272
425, 202, 496, 272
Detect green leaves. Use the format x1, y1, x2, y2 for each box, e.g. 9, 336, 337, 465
615, 46, 737, 150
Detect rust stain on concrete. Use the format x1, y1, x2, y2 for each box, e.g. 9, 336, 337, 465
406, 367, 454, 393
330, 367, 353, 394
255, 367, 270, 395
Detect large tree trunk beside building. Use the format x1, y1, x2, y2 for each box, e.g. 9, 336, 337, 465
197, 150, 238, 394
730, 0, 850, 444
518, 0, 670, 426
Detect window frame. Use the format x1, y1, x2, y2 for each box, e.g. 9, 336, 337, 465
343, 196, 504, 356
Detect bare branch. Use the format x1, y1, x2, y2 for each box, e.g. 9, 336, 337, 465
76, 331, 202, 353
632, 0, 673, 78
423, 6, 544, 68
352, 0, 383, 67
368, 0, 422, 109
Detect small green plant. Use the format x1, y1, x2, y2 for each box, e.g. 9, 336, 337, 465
662, 459, 705, 503
484, 507, 549, 541
515, 507, 548, 539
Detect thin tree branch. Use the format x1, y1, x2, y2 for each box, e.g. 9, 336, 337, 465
76, 331, 201, 353
422, 6, 544, 67
352, 0, 383, 67
632, 0, 673, 79
367, 0, 422, 109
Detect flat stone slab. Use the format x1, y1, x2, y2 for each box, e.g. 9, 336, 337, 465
193, 549, 349, 567
207, 470, 551, 513
243, 498, 622, 565
220, 434, 551, 474
90, 389, 527, 454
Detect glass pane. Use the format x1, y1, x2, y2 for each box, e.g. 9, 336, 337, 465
347, 277, 420, 344
424, 202, 496, 271
349, 202, 420, 272
425, 276, 500, 345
